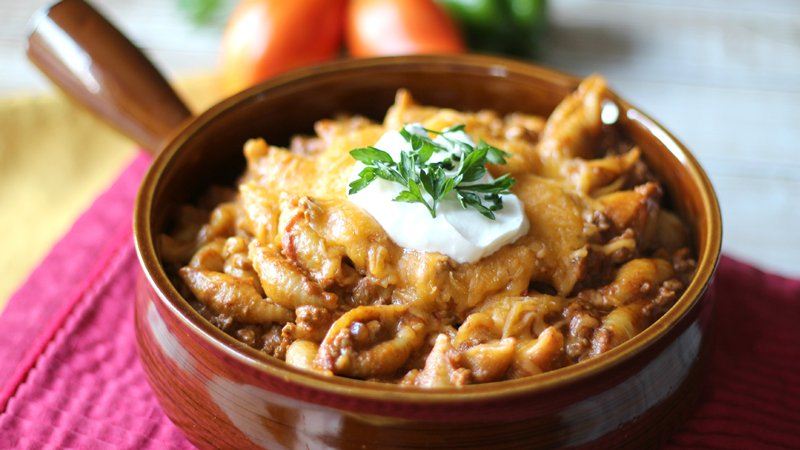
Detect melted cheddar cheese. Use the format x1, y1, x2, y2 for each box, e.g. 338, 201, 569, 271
162, 76, 695, 387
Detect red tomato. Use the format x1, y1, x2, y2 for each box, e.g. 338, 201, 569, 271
347, 0, 465, 57
221, 0, 346, 94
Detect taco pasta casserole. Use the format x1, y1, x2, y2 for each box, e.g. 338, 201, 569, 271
161, 75, 695, 387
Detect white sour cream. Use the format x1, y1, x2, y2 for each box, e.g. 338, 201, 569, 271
347, 125, 529, 264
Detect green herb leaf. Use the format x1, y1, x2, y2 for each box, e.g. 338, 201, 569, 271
456, 191, 496, 220
400, 127, 445, 163
419, 169, 437, 200
350, 147, 395, 165
458, 174, 515, 194
399, 150, 416, 182
348, 123, 516, 219
460, 145, 489, 182
348, 167, 377, 195
440, 176, 457, 199
479, 141, 512, 165
394, 190, 420, 203
443, 124, 466, 133
178, 0, 222, 25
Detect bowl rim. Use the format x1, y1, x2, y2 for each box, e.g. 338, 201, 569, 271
134, 54, 722, 402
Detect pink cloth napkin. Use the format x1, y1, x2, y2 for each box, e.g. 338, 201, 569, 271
0, 153, 798, 449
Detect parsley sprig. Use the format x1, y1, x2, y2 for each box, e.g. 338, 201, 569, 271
348, 124, 515, 219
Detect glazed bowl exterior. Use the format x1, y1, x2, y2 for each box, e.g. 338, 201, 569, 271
133, 55, 721, 449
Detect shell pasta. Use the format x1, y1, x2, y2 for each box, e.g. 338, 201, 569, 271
162, 75, 695, 387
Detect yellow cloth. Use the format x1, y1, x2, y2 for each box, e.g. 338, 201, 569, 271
0, 76, 222, 305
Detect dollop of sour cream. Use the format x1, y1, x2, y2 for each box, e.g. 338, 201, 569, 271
347, 124, 529, 264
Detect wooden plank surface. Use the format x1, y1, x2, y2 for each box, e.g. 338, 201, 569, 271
539, 0, 800, 276
1, 0, 798, 276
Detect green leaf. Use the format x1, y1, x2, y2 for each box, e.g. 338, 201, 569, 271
350, 147, 394, 165
394, 190, 421, 203
348, 168, 377, 194
400, 129, 423, 151
425, 124, 466, 135
457, 191, 496, 219
348, 123, 516, 220
458, 173, 515, 194
479, 141, 512, 164
484, 193, 503, 211
430, 166, 446, 197
443, 124, 466, 133
407, 179, 423, 198
401, 128, 445, 163
368, 164, 401, 184
419, 169, 437, 200
473, 203, 497, 220
408, 180, 437, 217
178, 0, 222, 25
460, 155, 488, 183
456, 190, 478, 209
399, 127, 416, 144
440, 176, 457, 199
399, 151, 417, 182
417, 140, 436, 163
461, 145, 488, 172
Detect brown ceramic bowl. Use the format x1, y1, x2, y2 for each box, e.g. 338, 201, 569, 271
28, 1, 721, 449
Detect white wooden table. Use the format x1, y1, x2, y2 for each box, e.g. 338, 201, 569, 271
2, 0, 798, 276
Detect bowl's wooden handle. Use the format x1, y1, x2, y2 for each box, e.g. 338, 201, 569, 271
26, 0, 193, 153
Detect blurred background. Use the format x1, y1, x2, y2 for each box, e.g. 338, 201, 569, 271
1, 0, 798, 303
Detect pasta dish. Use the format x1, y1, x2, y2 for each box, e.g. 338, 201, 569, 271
161, 75, 695, 387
